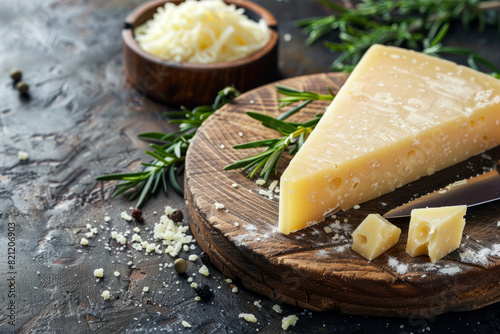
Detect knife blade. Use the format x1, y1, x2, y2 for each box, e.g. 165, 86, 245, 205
383, 167, 500, 218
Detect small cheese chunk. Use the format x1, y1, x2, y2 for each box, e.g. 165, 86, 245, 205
94, 268, 104, 278
18, 151, 29, 161
406, 205, 466, 263
239, 313, 257, 323
101, 290, 111, 300
278, 44, 500, 234
351, 214, 401, 261
281, 315, 298, 330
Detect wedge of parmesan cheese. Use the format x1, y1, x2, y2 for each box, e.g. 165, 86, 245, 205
134, 0, 269, 64
279, 44, 500, 234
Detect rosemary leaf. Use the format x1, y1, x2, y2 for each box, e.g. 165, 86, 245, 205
96, 86, 240, 208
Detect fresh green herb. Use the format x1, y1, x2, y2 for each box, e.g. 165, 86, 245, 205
224, 85, 334, 181
296, 0, 500, 75
96, 86, 240, 208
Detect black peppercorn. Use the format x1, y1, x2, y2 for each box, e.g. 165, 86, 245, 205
169, 209, 183, 222
10, 69, 22, 82
194, 284, 213, 301
131, 208, 144, 223
200, 251, 210, 264
16, 81, 29, 95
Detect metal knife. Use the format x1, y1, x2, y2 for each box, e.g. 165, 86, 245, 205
383, 166, 500, 218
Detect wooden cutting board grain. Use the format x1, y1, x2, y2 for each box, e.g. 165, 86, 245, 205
185, 73, 500, 317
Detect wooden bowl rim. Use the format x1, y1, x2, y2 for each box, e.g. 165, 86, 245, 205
122, 0, 279, 70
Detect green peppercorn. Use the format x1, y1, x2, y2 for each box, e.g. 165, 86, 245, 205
174, 258, 187, 274
16, 81, 29, 95
169, 209, 184, 222
10, 69, 22, 82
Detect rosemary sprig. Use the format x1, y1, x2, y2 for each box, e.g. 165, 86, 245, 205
296, 0, 500, 74
224, 85, 334, 181
96, 86, 240, 208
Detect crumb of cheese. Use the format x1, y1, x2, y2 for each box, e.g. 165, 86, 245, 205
214, 202, 225, 210
94, 268, 104, 278
282, 315, 298, 330
18, 151, 29, 161
239, 313, 257, 323
101, 290, 110, 300
120, 211, 133, 221
199, 265, 210, 276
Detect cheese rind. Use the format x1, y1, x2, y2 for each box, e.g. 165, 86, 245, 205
351, 214, 401, 261
278, 44, 500, 234
406, 205, 466, 263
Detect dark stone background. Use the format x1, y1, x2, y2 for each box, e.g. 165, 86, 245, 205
0, 0, 499, 333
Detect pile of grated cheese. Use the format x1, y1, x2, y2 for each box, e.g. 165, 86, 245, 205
134, 0, 270, 64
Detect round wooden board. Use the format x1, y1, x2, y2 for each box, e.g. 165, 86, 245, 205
185, 73, 500, 318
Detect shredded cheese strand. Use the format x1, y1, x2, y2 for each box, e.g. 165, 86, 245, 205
134, 0, 270, 64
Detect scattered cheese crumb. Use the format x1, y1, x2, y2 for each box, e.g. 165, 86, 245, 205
188, 254, 198, 261
214, 202, 225, 210
94, 268, 104, 278
254, 300, 262, 308
324, 226, 332, 234
143, 286, 149, 292
199, 265, 210, 276
234, 222, 239, 227
231, 183, 238, 188
133, 227, 141, 233
353, 204, 361, 210
190, 282, 198, 288
181, 320, 192, 328
255, 179, 266, 186
273, 304, 282, 314
239, 313, 257, 323
232, 287, 238, 293
268, 180, 279, 191
101, 290, 111, 300
194, 296, 201, 301
80, 238, 89, 246
104, 215, 111, 222
18, 151, 29, 161
114, 271, 120, 277
282, 315, 298, 330
154, 206, 192, 257
120, 211, 133, 221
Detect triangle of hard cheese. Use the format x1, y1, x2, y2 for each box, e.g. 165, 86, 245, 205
278, 44, 500, 234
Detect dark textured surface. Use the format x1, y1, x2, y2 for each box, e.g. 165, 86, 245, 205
0, 0, 499, 333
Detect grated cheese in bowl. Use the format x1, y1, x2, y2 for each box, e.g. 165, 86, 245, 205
134, 0, 270, 64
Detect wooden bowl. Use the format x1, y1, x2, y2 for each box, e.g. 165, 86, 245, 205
122, 0, 279, 107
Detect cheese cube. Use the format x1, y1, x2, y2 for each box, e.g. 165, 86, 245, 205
406, 205, 466, 263
351, 214, 401, 261
278, 44, 500, 234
